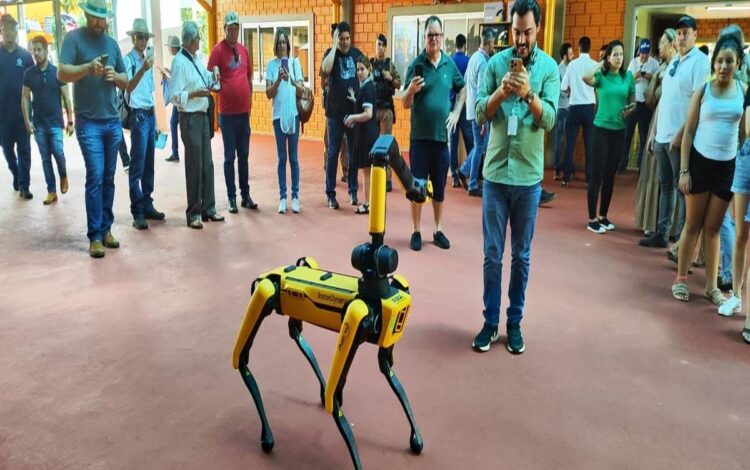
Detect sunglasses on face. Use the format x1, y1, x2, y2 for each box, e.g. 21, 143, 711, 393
668, 59, 680, 77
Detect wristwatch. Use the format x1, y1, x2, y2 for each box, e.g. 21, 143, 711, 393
524, 90, 535, 104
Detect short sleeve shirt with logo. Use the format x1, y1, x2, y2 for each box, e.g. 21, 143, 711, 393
405, 51, 466, 143
325, 46, 362, 119
208, 39, 252, 115
23, 63, 65, 129
0, 46, 34, 121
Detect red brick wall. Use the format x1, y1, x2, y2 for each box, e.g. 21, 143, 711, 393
695, 18, 750, 39
217, 0, 546, 149
563, 0, 626, 55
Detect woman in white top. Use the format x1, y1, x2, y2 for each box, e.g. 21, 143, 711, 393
672, 35, 747, 304
266, 29, 304, 214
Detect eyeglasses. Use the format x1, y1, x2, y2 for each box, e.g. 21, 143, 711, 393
133, 33, 148, 41
426, 33, 443, 40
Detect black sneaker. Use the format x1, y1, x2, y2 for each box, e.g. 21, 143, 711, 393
472, 324, 499, 352
409, 231, 422, 251
228, 197, 238, 214
327, 196, 339, 209
145, 209, 166, 220
598, 217, 615, 231
165, 154, 180, 162
433, 231, 450, 249
506, 323, 525, 354
539, 190, 556, 206
133, 218, 149, 230
467, 187, 482, 198
587, 221, 606, 234
451, 175, 461, 188
241, 196, 258, 210
19, 189, 33, 200
639, 234, 667, 248
456, 171, 469, 190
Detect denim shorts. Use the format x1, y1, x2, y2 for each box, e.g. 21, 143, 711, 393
732, 140, 750, 195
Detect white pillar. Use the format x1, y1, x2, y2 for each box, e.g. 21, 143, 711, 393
150, 0, 167, 131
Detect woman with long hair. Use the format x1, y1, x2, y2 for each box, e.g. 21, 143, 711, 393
344, 55, 378, 214
671, 35, 746, 304
266, 29, 304, 214
635, 29, 678, 236
582, 40, 635, 234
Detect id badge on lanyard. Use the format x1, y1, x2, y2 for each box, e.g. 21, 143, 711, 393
507, 115, 518, 136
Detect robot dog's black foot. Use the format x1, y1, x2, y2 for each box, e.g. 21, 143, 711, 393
333, 401, 362, 470
240, 367, 275, 452
378, 347, 423, 454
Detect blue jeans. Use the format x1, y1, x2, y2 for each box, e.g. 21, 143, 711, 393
459, 119, 487, 191
325, 116, 357, 198
655, 142, 685, 239
720, 209, 735, 282
449, 103, 473, 176
563, 104, 595, 183
552, 107, 569, 173
482, 181, 541, 328
75, 117, 121, 242
170, 106, 179, 157
273, 117, 300, 199
219, 113, 250, 200
34, 126, 67, 193
1, 117, 31, 190
128, 110, 156, 218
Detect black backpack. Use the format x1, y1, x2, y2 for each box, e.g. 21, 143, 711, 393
118, 53, 137, 130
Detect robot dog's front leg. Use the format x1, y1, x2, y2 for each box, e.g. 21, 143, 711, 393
378, 347, 424, 454
288, 318, 327, 407
232, 278, 278, 452
325, 299, 370, 470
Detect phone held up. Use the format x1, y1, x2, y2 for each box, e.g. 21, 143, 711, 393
281, 57, 289, 74
415, 63, 423, 78
510, 58, 523, 73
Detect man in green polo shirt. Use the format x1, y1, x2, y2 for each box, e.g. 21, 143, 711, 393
403, 15, 466, 251
471, 0, 560, 354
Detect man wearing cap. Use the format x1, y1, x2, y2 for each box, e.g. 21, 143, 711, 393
58, 0, 129, 258
0, 14, 35, 198
622, 38, 659, 172
124, 18, 165, 230
640, 15, 710, 249
208, 11, 256, 213
163, 35, 181, 162
370, 33, 400, 192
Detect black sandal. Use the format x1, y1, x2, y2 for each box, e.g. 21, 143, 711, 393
355, 203, 369, 214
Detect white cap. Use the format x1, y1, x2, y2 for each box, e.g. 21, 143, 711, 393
224, 11, 240, 26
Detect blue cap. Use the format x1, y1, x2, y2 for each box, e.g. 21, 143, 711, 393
639, 39, 651, 54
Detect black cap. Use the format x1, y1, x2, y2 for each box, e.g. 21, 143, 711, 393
0, 14, 18, 26
676, 15, 697, 30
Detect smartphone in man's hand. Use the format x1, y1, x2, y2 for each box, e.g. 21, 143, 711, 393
415, 64, 423, 78
510, 58, 523, 73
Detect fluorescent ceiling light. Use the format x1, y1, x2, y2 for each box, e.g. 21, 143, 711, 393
706, 5, 750, 11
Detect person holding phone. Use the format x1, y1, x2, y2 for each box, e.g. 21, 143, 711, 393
622, 38, 659, 172
402, 15, 466, 252
472, 0, 559, 354
58, 0, 129, 258
582, 40, 635, 234
266, 29, 304, 214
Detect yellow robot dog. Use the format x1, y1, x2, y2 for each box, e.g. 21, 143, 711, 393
232, 135, 429, 469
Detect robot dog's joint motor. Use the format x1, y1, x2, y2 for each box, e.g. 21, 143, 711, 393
232, 136, 429, 469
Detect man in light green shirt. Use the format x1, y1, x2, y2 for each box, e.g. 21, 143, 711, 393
471, 0, 559, 355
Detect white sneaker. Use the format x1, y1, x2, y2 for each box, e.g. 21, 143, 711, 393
278, 199, 287, 214
291, 197, 300, 213
718, 292, 741, 317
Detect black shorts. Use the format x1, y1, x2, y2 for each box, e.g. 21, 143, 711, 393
409, 139, 449, 202
689, 146, 735, 202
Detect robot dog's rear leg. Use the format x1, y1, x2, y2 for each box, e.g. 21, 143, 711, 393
233, 279, 278, 452
378, 347, 424, 454
288, 318, 327, 407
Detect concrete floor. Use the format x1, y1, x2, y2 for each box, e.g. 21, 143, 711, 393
1, 133, 749, 470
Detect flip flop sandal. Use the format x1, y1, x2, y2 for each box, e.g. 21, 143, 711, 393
672, 282, 690, 302
742, 328, 750, 344
704, 288, 726, 307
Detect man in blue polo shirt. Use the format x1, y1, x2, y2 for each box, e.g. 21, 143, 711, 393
0, 14, 35, 198
449, 33, 473, 188
22, 36, 74, 206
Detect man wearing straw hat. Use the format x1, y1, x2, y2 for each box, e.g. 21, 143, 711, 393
123, 18, 165, 230
163, 35, 181, 163
58, 0, 129, 258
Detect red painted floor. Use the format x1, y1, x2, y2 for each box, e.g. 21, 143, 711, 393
0, 133, 748, 470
